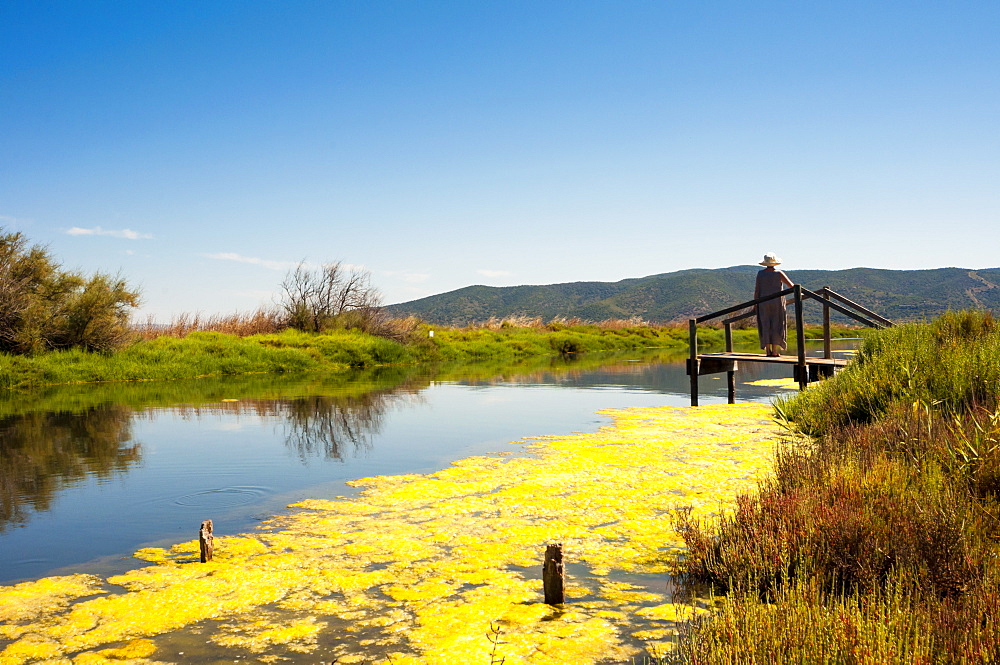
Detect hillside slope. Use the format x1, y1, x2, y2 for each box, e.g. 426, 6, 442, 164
386, 266, 1000, 326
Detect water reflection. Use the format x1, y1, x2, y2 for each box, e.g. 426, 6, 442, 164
0, 345, 832, 582
0, 348, 750, 536
0, 405, 140, 531
133, 375, 428, 462
282, 392, 402, 461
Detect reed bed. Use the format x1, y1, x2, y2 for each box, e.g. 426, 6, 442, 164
779, 310, 1000, 433
133, 308, 287, 339
0, 320, 693, 390
6, 308, 858, 391
464, 315, 656, 330
671, 578, 1000, 664
671, 310, 1000, 663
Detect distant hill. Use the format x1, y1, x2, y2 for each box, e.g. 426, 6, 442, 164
386, 266, 1000, 326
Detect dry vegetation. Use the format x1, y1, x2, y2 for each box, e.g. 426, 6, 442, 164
133, 308, 286, 339
464, 315, 654, 331
670, 310, 1000, 663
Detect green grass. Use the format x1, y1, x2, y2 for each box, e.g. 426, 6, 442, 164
0, 332, 315, 389
777, 310, 1000, 433
0, 321, 859, 391
0, 321, 699, 391
0, 329, 422, 390
0, 346, 683, 419
668, 578, 1000, 664
671, 310, 1000, 663
422, 323, 691, 359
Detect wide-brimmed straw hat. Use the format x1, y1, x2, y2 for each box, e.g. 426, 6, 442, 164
759, 253, 782, 266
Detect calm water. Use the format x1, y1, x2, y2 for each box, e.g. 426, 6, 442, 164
0, 343, 854, 584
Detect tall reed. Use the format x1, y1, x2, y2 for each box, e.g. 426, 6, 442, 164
672, 310, 1000, 663
133, 308, 286, 339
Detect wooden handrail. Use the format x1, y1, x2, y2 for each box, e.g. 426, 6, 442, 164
687, 285, 891, 406
722, 309, 756, 325
819, 287, 894, 327
798, 287, 885, 329
695, 287, 795, 323
693, 286, 892, 329
688, 319, 699, 407
822, 287, 832, 359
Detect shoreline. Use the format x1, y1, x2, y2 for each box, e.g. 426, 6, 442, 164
0, 324, 856, 392
0, 401, 787, 664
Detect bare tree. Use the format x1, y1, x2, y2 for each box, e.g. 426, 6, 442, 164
279, 261, 383, 333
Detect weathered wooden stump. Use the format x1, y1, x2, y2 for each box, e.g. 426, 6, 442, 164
199, 519, 214, 563
543, 543, 565, 605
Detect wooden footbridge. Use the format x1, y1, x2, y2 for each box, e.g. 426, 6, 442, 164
687, 285, 893, 406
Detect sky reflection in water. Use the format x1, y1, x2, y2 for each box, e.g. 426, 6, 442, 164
0, 345, 839, 583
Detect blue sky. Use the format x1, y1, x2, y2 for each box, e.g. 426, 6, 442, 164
3, 1, 999, 320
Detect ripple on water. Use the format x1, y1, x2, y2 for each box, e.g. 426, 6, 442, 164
172, 486, 270, 509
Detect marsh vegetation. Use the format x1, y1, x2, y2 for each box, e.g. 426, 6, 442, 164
1, 318, 856, 391
3, 226, 864, 399
671, 310, 1000, 662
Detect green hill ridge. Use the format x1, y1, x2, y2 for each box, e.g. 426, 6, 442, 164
386, 265, 1000, 325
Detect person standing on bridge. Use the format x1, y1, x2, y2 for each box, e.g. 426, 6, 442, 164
754, 253, 794, 357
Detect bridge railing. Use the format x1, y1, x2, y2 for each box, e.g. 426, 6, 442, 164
687, 285, 893, 405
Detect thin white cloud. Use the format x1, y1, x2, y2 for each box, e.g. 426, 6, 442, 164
477, 269, 512, 278
204, 252, 301, 271
66, 226, 153, 240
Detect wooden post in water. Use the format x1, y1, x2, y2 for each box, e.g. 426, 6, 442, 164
199, 519, 214, 563
543, 543, 565, 605
688, 319, 699, 406
794, 285, 807, 389
724, 321, 736, 404
822, 287, 832, 360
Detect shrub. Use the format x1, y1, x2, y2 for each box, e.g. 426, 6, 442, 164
279, 261, 382, 334
672, 311, 1000, 661
0, 229, 139, 354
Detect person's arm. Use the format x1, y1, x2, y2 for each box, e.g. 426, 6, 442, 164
754, 274, 761, 299
778, 271, 794, 288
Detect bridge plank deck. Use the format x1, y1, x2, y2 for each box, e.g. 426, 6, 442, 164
698, 352, 849, 367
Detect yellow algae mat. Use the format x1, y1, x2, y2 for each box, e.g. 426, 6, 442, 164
743, 378, 800, 389
0, 402, 786, 664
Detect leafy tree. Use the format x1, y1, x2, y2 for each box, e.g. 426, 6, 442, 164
0, 229, 140, 354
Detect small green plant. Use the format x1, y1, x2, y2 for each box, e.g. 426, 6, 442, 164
946, 406, 1000, 476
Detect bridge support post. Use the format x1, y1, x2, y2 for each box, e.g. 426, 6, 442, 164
724, 321, 736, 404
688, 319, 699, 406
794, 285, 807, 389
822, 286, 832, 360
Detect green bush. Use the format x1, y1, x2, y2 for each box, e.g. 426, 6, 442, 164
0, 229, 139, 354
778, 310, 1000, 433
672, 311, 1000, 663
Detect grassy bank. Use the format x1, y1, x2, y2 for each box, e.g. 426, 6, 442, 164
0, 321, 857, 391
0, 346, 687, 418
671, 310, 1000, 663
